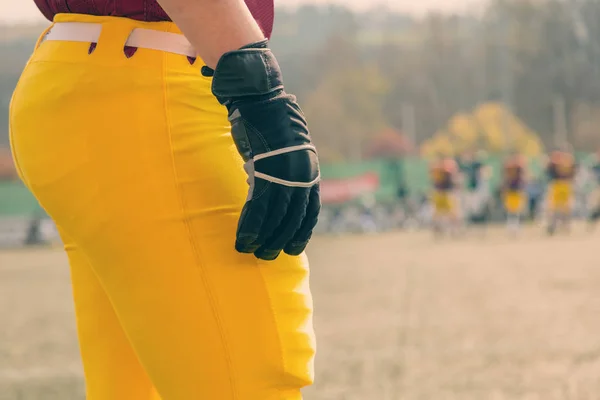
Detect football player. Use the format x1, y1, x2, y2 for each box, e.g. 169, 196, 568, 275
9, 0, 320, 398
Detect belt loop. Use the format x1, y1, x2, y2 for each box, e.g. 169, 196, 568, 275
90, 20, 135, 58
163, 22, 197, 65
35, 23, 55, 50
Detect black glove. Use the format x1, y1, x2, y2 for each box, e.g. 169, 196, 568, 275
202, 40, 321, 261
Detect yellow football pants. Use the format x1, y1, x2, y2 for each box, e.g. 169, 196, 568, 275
431, 190, 458, 218
548, 180, 573, 213
9, 14, 315, 400
503, 190, 526, 215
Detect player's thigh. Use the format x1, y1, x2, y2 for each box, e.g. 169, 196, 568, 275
59, 230, 158, 400
70, 206, 314, 400
129, 143, 313, 399
157, 62, 315, 398
75, 108, 315, 399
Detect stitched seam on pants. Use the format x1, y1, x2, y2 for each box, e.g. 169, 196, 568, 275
160, 53, 238, 399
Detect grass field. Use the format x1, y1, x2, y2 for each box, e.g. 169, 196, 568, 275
2, 226, 600, 400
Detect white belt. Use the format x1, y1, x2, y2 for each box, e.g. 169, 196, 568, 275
43, 22, 197, 58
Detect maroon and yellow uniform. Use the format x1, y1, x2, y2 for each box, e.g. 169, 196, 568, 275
430, 158, 459, 215
546, 151, 576, 212
502, 155, 527, 214
547, 151, 576, 181
430, 158, 457, 191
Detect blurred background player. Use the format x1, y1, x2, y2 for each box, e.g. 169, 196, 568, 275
429, 155, 460, 236
585, 148, 600, 229
458, 150, 492, 230
502, 152, 528, 235
545, 147, 577, 235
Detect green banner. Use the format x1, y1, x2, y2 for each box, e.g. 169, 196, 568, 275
0, 153, 594, 216
0, 181, 42, 217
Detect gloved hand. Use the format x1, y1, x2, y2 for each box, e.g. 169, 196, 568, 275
202, 40, 321, 261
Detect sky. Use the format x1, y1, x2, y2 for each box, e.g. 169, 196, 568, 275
0, 0, 484, 23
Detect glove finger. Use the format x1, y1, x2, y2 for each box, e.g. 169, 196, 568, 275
284, 184, 321, 256
254, 188, 309, 261
235, 180, 271, 253
252, 186, 295, 260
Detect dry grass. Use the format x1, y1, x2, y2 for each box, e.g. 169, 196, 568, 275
2, 226, 600, 400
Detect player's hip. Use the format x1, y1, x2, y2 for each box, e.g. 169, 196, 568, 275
9, 13, 230, 209
8, 13, 248, 249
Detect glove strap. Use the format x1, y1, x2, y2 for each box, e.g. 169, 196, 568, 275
253, 144, 318, 161
251, 144, 321, 188
253, 168, 321, 188
210, 47, 284, 102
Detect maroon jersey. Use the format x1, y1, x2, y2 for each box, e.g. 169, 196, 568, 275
33, 0, 274, 38
503, 159, 526, 191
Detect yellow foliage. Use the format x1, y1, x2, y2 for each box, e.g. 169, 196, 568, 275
519, 135, 544, 157
420, 141, 437, 158
437, 135, 455, 156
420, 102, 544, 157
485, 128, 506, 152
421, 133, 455, 158
447, 113, 479, 145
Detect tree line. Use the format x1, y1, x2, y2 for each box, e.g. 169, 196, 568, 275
2, 0, 600, 162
